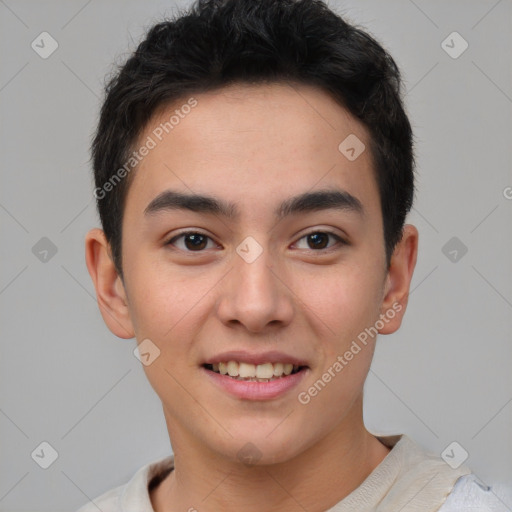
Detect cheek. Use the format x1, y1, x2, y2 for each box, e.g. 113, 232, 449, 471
125, 263, 215, 396
125, 260, 200, 340
295, 271, 380, 423
296, 264, 384, 346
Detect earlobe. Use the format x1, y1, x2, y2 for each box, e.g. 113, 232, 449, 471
85, 228, 135, 339
378, 224, 419, 335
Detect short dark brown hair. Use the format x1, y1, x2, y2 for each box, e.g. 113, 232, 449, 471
92, 0, 414, 277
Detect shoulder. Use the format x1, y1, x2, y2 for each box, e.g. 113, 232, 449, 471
75, 484, 123, 512
74, 455, 174, 512
439, 474, 511, 512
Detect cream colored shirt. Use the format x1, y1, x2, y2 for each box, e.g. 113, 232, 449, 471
76, 434, 507, 512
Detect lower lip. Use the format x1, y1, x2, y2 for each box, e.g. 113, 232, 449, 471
202, 367, 309, 400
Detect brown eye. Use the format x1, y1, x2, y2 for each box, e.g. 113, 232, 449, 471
307, 232, 329, 249
294, 231, 345, 251
167, 232, 215, 251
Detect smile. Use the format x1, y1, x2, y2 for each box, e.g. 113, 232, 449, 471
204, 361, 304, 382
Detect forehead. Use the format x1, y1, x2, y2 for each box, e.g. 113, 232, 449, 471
124, 82, 380, 221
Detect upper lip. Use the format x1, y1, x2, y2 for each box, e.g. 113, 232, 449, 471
203, 350, 309, 367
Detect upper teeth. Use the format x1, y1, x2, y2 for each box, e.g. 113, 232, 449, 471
213, 361, 297, 378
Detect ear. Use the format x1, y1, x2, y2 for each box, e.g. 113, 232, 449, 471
85, 228, 135, 339
378, 224, 418, 335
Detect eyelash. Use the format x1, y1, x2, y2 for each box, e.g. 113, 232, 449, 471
165, 230, 346, 253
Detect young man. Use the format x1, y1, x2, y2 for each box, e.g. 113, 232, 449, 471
80, 0, 506, 510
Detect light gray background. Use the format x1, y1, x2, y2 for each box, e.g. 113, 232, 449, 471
1, 1, 511, 510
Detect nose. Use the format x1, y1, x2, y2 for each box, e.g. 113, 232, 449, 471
216, 243, 294, 334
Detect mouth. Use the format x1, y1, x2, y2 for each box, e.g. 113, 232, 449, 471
203, 361, 307, 382
201, 351, 310, 400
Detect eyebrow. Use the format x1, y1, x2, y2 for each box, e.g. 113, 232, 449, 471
144, 188, 364, 220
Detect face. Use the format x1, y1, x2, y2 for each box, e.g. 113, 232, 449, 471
87, 82, 416, 465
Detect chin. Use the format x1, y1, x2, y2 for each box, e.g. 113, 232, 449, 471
209, 424, 314, 467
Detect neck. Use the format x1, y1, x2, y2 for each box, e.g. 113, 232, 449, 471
151, 397, 390, 512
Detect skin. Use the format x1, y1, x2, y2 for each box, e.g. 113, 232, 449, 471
85, 82, 418, 512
